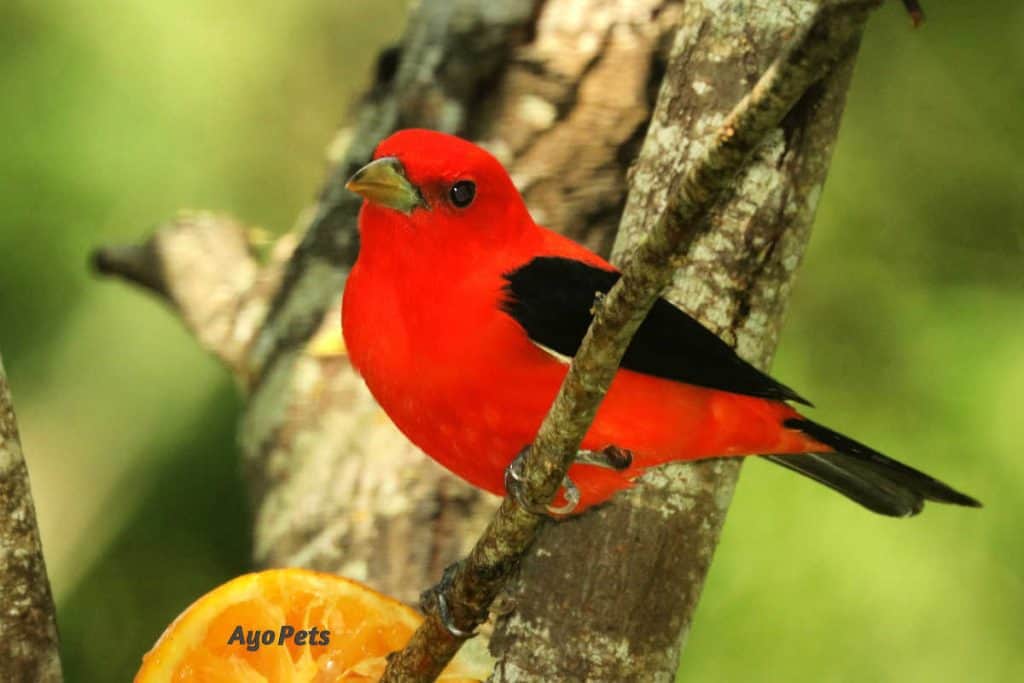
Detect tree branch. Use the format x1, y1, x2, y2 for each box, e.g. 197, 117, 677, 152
902, 0, 926, 27
0, 353, 63, 682
92, 212, 266, 376
381, 2, 880, 680
491, 0, 870, 675
94, 0, 678, 605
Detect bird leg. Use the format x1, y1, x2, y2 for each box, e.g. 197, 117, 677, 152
504, 447, 580, 516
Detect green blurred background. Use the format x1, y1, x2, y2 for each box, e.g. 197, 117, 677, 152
0, 1, 1019, 681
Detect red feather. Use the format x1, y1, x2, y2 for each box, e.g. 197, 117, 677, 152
341, 130, 821, 510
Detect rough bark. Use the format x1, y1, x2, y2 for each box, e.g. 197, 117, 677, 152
93, 0, 681, 604
0, 353, 63, 683
488, 2, 870, 680
92, 1, 880, 681
384, 2, 876, 681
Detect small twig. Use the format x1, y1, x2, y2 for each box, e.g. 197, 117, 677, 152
91, 241, 169, 299
380, 2, 879, 681
901, 0, 925, 27
92, 213, 263, 377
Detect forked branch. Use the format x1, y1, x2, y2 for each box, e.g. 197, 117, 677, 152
380, 2, 880, 681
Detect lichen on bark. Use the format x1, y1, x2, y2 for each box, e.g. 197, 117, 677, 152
489, 2, 873, 680
92, 1, 880, 681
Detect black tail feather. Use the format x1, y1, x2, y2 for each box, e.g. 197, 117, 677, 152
767, 418, 982, 517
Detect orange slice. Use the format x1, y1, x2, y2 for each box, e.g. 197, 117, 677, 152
134, 568, 491, 682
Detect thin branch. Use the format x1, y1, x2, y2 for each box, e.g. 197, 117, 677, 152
91, 241, 169, 300
902, 0, 925, 27
92, 213, 269, 377
0, 353, 63, 682
381, 2, 880, 680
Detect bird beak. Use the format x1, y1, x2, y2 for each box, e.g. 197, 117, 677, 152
345, 157, 427, 214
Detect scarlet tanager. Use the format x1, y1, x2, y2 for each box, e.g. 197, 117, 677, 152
342, 129, 980, 517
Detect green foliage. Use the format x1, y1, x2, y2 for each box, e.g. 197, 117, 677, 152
0, 1, 1019, 680
683, 3, 1023, 681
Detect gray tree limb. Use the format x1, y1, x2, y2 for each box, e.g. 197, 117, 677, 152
383, 2, 878, 681
493, 0, 873, 677
93, 0, 682, 605
90, 0, 895, 681
0, 353, 62, 683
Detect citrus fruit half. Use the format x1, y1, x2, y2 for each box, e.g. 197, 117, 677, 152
134, 568, 490, 682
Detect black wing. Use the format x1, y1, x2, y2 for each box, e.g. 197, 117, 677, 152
501, 256, 810, 405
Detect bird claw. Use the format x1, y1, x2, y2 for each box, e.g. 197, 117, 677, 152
504, 448, 580, 516
546, 479, 581, 515
504, 445, 632, 515
423, 562, 476, 639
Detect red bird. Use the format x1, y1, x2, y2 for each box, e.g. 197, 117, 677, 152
342, 129, 979, 517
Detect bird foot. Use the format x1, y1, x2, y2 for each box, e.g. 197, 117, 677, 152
504, 448, 580, 516
422, 562, 476, 639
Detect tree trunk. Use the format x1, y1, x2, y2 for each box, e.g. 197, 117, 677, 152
489, 2, 866, 680
94, 0, 871, 679
0, 353, 63, 682
95, 0, 682, 604
240, 0, 693, 601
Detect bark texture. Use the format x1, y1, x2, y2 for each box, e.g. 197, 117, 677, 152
94, 0, 681, 604
383, 2, 876, 680
490, 2, 870, 680
0, 354, 62, 683
92, 1, 877, 681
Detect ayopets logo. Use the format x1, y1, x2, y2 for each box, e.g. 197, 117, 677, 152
227, 625, 331, 652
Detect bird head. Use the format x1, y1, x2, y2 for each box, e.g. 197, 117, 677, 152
346, 129, 531, 244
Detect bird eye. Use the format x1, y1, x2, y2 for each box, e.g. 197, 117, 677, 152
448, 180, 476, 208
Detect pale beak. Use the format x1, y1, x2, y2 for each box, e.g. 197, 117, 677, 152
345, 157, 427, 214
